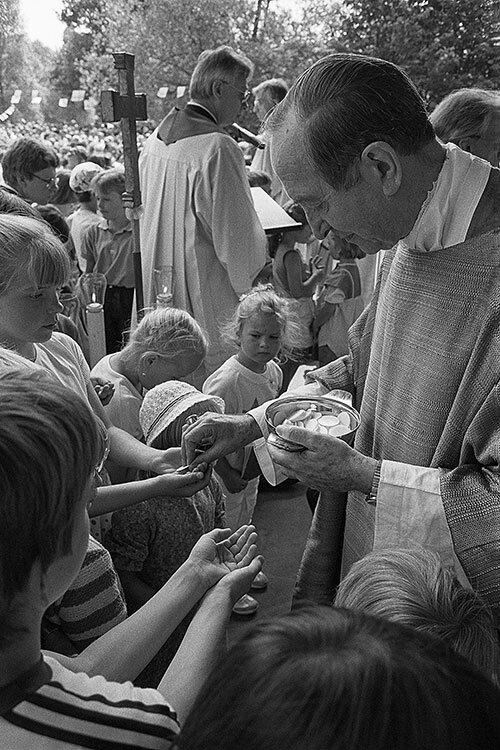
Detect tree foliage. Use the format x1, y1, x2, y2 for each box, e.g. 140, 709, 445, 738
0, 0, 22, 108
1, 0, 498, 124
0, 0, 58, 122
339, 0, 500, 104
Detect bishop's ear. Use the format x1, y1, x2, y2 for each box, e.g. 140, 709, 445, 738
360, 141, 402, 196
212, 79, 224, 99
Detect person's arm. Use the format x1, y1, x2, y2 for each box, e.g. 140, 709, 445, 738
268, 424, 378, 495
182, 412, 262, 466
157, 539, 263, 722
85, 379, 207, 482
212, 478, 227, 529
45, 526, 261, 684
90, 467, 212, 516
312, 301, 337, 335
118, 569, 156, 613
80, 226, 96, 273
374, 387, 500, 609
284, 250, 325, 298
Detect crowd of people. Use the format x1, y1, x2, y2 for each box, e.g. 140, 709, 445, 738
0, 43, 499, 749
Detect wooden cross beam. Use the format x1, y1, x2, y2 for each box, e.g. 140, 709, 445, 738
101, 52, 147, 316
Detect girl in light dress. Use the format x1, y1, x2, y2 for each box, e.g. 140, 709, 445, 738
203, 284, 304, 615
0, 213, 209, 652
91, 306, 208, 483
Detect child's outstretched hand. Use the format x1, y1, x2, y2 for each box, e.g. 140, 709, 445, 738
91, 377, 115, 406
155, 463, 213, 496
189, 526, 263, 597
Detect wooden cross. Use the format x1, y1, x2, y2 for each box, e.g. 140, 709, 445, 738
101, 53, 147, 316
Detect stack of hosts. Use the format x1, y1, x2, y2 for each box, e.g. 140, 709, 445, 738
182, 52, 500, 625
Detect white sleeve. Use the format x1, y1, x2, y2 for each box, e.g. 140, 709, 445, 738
374, 460, 470, 586
197, 138, 267, 295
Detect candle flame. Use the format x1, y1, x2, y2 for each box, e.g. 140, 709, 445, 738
91, 292, 97, 303
162, 285, 168, 294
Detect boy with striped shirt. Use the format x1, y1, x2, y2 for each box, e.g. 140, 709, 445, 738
0, 363, 261, 748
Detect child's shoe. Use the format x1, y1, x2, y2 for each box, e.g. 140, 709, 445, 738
250, 570, 269, 590
232, 593, 258, 615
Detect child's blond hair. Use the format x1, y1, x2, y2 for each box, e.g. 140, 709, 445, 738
221, 283, 307, 356
120, 307, 208, 375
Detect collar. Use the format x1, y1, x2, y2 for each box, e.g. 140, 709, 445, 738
97, 217, 131, 234
187, 101, 218, 124
157, 103, 223, 145
398, 143, 491, 253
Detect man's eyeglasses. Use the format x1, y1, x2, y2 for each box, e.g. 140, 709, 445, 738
30, 173, 58, 187
220, 80, 252, 106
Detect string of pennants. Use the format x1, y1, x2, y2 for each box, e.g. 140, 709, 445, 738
0, 84, 189, 121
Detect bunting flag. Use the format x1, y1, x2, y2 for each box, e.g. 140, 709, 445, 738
0, 104, 16, 120
71, 89, 86, 102
0, 82, 191, 122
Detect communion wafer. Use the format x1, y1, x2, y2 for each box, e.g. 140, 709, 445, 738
285, 406, 353, 438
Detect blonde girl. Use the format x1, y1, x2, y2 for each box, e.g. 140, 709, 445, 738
203, 284, 304, 615
0, 214, 209, 516
91, 307, 207, 482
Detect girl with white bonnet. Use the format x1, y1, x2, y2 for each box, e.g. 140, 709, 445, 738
67, 160, 105, 272
104, 380, 226, 687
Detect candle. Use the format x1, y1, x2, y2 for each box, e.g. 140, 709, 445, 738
86, 302, 106, 366
156, 292, 173, 308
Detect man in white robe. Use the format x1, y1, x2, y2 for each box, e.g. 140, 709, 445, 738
139, 46, 267, 383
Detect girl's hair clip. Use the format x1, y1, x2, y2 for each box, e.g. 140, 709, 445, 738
239, 283, 274, 302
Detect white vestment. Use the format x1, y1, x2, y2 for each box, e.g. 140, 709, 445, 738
139, 127, 267, 383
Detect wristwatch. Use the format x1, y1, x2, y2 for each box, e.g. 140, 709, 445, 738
367, 460, 382, 505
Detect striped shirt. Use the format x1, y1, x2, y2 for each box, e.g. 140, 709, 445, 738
0, 655, 179, 748
45, 535, 127, 650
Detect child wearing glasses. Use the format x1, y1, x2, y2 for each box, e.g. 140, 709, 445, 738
0, 214, 216, 654
0, 365, 261, 746
1, 136, 59, 206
